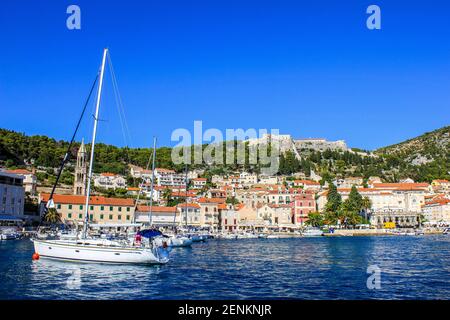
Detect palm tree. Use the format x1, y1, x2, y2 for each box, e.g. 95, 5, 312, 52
162, 188, 172, 205
43, 208, 62, 224
306, 212, 324, 227
361, 196, 372, 223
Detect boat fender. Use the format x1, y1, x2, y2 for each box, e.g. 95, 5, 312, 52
32, 253, 40, 260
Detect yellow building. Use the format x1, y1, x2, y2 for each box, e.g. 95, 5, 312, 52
40, 193, 135, 225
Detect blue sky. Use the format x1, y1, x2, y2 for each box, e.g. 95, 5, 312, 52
0, 0, 449, 150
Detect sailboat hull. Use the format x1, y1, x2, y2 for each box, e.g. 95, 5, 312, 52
32, 239, 168, 265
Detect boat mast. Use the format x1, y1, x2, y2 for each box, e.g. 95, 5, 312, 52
184, 163, 188, 228
148, 136, 157, 227
82, 48, 108, 239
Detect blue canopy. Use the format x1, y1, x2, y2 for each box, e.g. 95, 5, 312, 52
0, 215, 23, 221
138, 229, 166, 238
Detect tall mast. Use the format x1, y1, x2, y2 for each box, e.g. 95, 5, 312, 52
148, 136, 157, 226
82, 48, 108, 239
184, 163, 188, 228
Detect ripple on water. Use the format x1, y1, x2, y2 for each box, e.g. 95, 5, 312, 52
0, 236, 449, 299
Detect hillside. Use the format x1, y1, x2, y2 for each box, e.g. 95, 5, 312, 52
1, 126, 449, 183
375, 126, 450, 164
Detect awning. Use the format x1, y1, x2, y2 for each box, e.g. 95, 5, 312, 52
0, 215, 23, 222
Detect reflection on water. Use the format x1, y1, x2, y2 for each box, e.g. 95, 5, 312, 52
0, 236, 449, 299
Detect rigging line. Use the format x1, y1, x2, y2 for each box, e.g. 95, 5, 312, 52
45, 73, 100, 209
107, 55, 127, 144
107, 52, 133, 147
132, 144, 155, 220
107, 52, 135, 176
107, 54, 127, 146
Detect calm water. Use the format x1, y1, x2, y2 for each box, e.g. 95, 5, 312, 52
0, 236, 449, 300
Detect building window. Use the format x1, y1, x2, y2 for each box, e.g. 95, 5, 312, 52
90, 205, 94, 211
118, 215, 122, 220
118, 207, 122, 212
100, 214, 104, 220
89, 214, 93, 221
126, 215, 130, 220
68, 213, 72, 218
79, 205, 83, 210
68, 204, 72, 209
109, 214, 113, 220
101, 206, 104, 211
78, 213, 82, 219
57, 204, 61, 209
224, 219, 228, 225
127, 207, 130, 212
109, 206, 113, 211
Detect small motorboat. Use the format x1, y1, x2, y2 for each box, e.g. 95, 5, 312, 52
169, 235, 193, 247
1, 232, 21, 240
302, 228, 324, 237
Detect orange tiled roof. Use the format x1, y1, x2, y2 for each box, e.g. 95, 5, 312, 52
372, 183, 429, 189
198, 197, 226, 204
41, 193, 134, 206
101, 172, 116, 177
136, 206, 177, 213
7, 169, 33, 175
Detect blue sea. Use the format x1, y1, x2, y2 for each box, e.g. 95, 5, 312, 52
0, 236, 449, 300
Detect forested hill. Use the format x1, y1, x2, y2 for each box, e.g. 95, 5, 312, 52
1, 126, 449, 183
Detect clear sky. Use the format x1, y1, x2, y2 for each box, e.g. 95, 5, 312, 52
0, 0, 449, 150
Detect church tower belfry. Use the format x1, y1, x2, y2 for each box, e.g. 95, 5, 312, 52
74, 139, 88, 195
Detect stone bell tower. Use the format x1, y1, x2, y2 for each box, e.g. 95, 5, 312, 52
73, 139, 88, 195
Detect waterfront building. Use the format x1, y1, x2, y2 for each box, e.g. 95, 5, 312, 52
73, 140, 87, 196
198, 197, 225, 229
0, 171, 25, 221
134, 205, 179, 226
5, 169, 37, 195
369, 210, 421, 228
421, 197, 450, 226
317, 187, 427, 214
291, 193, 316, 226
219, 208, 239, 232
40, 193, 134, 225
93, 172, 127, 190
177, 203, 202, 226
257, 203, 292, 225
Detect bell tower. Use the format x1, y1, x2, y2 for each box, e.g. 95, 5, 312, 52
73, 139, 88, 195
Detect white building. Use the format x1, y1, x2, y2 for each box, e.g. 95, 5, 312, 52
422, 198, 450, 226
192, 178, 207, 189
154, 168, 186, 187
0, 171, 25, 219
6, 169, 37, 195
93, 173, 127, 190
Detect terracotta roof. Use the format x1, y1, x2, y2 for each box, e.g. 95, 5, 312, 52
198, 197, 226, 204
41, 193, 134, 206
127, 187, 140, 191
136, 206, 177, 213
100, 172, 116, 177
218, 203, 228, 210
372, 183, 429, 189
155, 168, 176, 173
176, 203, 201, 209
6, 169, 33, 175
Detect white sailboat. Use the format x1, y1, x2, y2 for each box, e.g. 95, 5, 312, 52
32, 48, 169, 265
